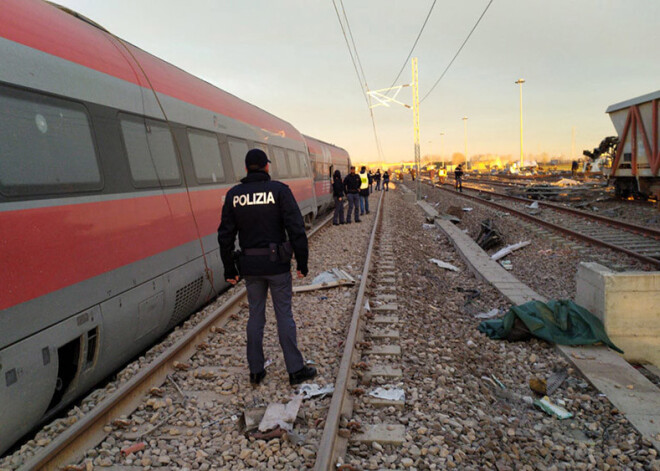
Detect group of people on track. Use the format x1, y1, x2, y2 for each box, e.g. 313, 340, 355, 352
331, 166, 390, 225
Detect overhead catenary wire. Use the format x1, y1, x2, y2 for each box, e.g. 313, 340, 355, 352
385, 0, 437, 95
421, 0, 495, 103
331, 0, 384, 161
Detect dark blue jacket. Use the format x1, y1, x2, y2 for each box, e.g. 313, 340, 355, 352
332, 177, 344, 198
217, 171, 308, 278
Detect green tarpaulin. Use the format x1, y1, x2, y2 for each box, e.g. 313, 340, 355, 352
478, 299, 623, 353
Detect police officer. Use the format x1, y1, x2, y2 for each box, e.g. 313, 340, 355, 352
217, 149, 317, 386
358, 166, 370, 215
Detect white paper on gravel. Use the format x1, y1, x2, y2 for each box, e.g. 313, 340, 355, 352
429, 258, 460, 272
258, 394, 303, 432
369, 387, 405, 401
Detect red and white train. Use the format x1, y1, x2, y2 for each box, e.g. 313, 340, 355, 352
0, 0, 350, 454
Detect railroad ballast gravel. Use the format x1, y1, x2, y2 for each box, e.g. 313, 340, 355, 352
343, 188, 659, 470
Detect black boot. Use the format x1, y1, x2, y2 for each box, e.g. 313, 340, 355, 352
289, 366, 317, 385
250, 370, 266, 385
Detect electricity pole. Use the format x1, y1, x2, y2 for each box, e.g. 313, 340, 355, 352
412, 58, 421, 200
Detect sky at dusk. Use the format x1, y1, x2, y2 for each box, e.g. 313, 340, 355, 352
54, 0, 660, 163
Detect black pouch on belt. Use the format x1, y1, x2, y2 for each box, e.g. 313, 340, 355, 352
277, 241, 293, 262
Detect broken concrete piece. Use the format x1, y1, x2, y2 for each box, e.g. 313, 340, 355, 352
258, 394, 303, 432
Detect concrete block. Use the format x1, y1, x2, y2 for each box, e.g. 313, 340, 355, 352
576, 262, 660, 366
369, 365, 403, 378
352, 424, 406, 445
373, 315, 399, 324
366, 345, 401, 356
368, 329, 400, 339
364, 397, 405, 409
372, 303, 398, 311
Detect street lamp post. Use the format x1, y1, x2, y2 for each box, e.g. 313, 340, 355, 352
515, 78, 525, 170
439, 132, 445, 165
462, 117, 468, 168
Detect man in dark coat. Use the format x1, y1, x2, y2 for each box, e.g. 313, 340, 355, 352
343, 166, 361, 223
217, 149, 317, 386
454, 164, 464, 192
332, 169, 345, 225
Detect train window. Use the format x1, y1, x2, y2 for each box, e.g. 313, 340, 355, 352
297, 152, 309, 177
253, 143, 270, 159
287, 150, 300, 177
272, 147, 289, 178
0, 86, 101, 196
228, 137, 249, 180
188, 129, 226, 184
119, 114, 181, 187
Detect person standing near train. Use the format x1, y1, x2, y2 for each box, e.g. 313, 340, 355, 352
343, 166, 361, 223
217, 149, 317, 386
383, 170, 390, 191
454, 164, 464, 192
358, 166, 370, 215
374, 169, 381, 191
332, 169, 345, 225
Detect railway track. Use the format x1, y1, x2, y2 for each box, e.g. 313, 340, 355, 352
425, 180, 660, 268
16, 211, 339, 471
315, 189, 391, 470
15, 194, 390, 470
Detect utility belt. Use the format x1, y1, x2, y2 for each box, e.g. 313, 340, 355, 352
240, 241, 293, 263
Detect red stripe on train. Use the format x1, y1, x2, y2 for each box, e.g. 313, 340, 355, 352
1, 179, 313, 310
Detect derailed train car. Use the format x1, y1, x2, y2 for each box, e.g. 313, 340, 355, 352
606, 90, 660, 199
0, 0, 349, 454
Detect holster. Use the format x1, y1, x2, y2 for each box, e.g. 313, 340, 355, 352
277, 241, 293, 263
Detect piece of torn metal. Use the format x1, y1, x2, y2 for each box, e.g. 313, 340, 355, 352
546, 368, 569, 396
429, 258, 460, 272
298, 383, 335, 400
491, 241, 531, 261
369, 387, 405, 402
258, 394, 303, 432
422, 223, 436, 230
293, 268, 356, 293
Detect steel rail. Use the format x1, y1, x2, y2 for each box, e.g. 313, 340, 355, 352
453, 182, 660, 239
20, 212, 334, 471
314, 190, 385, 471
429, 183, 660, 268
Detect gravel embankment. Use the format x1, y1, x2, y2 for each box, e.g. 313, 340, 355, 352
343, 188, 659, 470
